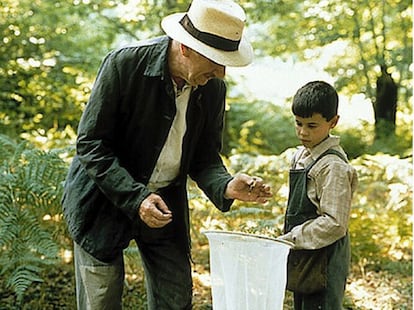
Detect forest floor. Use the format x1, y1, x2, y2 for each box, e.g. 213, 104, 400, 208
0, 244, 412, 309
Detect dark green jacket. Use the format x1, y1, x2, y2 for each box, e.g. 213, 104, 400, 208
62, 36, 234, 261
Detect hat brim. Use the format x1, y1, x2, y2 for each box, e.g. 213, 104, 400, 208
161, 13, 253, 67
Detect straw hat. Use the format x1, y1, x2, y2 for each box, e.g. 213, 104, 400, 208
161, 0, 253, 67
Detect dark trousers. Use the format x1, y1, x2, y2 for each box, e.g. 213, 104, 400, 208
74, 238, 193, 310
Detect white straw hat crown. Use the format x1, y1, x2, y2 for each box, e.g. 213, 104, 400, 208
161, 0, 253, 67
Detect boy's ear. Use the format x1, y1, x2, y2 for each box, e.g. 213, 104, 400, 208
330, 115, 339, 129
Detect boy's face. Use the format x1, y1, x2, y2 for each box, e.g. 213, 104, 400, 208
294, 113, 339, 148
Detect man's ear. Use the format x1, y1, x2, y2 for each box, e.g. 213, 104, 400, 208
330, 115, 339, 129
180, 43, 191, 56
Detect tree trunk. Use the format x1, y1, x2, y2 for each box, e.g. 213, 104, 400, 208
374, 65, 398, 140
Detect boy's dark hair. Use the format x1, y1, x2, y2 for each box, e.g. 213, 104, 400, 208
292, 81, 338, 121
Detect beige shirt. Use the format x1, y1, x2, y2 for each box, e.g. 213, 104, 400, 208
280, 136, 358, 249
147, 82, 192, 191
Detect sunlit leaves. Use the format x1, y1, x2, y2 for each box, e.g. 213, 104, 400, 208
245, 0, 412, 118
350, 154, 412, 265
0, 0, 118, 138
0, 0, 196, 141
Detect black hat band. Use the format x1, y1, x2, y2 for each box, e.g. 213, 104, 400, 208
179, 14, 240, 52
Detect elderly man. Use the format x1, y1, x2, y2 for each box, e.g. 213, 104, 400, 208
62, 0, 272, 309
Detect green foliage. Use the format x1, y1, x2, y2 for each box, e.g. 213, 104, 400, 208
332, 126, 371, 159
0, 0, 127, 138
246, 0, 412, 100
244, 0, 412, 139
334, 124, 412, 160
224, 95, 412, 159
223, 99, 297, 156
191, 150, 412, 274
0, 134, 68, 303
349, 154, 412, 269
2, 0, 411, 152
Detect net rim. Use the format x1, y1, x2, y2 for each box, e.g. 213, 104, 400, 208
202, 230, 294, 248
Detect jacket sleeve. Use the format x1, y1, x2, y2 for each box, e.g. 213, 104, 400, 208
75, 52, 151, 220
189, 80, 234, 212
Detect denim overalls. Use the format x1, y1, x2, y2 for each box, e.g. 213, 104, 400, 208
284, 149, 351, 310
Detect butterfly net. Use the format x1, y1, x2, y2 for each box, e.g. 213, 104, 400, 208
204, 231, 292, 310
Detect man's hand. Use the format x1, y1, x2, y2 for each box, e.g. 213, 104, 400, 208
139, 193, 173, 228
224, 173, 273, 203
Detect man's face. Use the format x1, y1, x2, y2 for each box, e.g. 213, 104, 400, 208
183, 48, 226, 86
294, 113, 338, 148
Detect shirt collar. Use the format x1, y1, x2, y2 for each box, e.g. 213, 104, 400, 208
171, 79, 193, 97
307, 135, 341, 160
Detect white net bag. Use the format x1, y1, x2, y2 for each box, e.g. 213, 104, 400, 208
203, 230, 292, 310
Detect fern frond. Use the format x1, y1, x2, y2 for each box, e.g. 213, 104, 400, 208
0, 134, 19, 165
0, 206, 58, 302
6, 266, 44, 303
0, 136, 64, 303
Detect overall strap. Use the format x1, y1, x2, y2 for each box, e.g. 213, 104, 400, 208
305, 149, 347, 173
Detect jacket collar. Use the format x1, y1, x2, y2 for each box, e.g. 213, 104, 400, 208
142, 35, 171, 78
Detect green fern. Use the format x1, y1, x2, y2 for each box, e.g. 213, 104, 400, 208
7, 266, 44, 300
0, 134, 67, 303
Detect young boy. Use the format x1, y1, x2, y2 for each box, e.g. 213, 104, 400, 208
278, 81, 358, 309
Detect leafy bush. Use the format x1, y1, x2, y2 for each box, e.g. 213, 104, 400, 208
191, 150, 412, 274
0, 134, 68, 303
223, 99, 297, 156
224, 98, 412, 160
349, 154, 412, 271
336, 119, 413, 159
